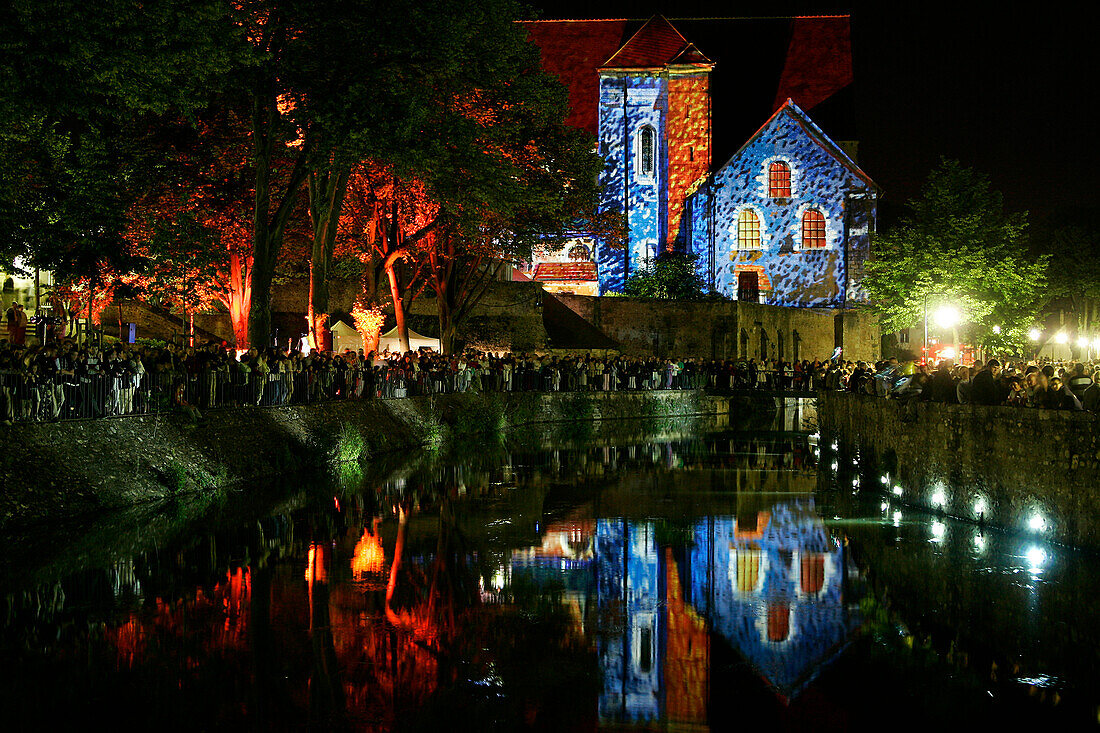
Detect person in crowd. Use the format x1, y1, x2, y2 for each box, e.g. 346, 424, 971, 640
970, 359, 1005, 406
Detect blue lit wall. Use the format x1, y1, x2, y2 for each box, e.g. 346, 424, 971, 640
686, 102, 876, 307
596, 74, 666, 294
596, 519, 663, 723
688, 501, 856, 698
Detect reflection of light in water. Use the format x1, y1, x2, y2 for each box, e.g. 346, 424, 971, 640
1025, 546, 1047, 574
892, 486, 903, 496
491, 566, 507, 591
892, 510, 903, 527
1028, 514, 1046, 532
930, 490, 946, 508
351, 529, 385, 578
973, 532, 987, 553
931, 520, 946, 542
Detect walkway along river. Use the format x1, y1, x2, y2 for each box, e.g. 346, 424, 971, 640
1, 400, 1097, 729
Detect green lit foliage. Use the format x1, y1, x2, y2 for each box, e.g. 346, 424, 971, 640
622, 251, 717, 300
1031, 207, 1100, 343
862, 159, 1047, 349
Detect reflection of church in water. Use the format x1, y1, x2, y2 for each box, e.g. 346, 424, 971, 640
511, 499, 857, 726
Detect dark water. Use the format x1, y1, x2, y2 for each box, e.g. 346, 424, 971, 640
2, 400, 1098, 731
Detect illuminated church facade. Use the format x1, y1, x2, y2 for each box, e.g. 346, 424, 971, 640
523, 15, 878, 308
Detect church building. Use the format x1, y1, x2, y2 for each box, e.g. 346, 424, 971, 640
523, 15, 878, 308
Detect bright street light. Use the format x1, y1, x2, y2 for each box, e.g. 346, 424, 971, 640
1029, 328, 1041, 341
933, 305, 960, 329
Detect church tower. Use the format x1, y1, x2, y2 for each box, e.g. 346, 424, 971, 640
595, 17, 714, 294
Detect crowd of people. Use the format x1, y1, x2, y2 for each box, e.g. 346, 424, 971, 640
0, 338, 824, 424
834, 355, 1099, 411
1, 332, 1095, 425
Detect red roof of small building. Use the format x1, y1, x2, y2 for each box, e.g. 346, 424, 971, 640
533, 262, 598, 282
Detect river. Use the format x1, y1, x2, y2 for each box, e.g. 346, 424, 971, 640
1, 399, 1096, 730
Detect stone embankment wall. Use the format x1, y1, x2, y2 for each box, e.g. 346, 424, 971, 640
551, 293, 879, 362
0, 390, 726, 530
817, 391, 1100, 547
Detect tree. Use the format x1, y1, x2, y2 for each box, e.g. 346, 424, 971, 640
1031, 207, 1100, 340
0, 0, 247, 294
622, 251, 714, 300
862, 159, 1048, 350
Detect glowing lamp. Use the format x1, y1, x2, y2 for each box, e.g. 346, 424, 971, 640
1028, 514, 1046, 532
992, 325, 1001, 334
1093, 337, 1100, 350
1079, 337, 1091, 349
933, 305, 960, 329
892, 485, 903, 496
1055, 332, 1068, 344
1029, 328, 1041, 341
930, 490, 946, 508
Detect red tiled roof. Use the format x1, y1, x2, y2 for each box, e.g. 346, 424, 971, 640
601, 16, 708, 69
522, 20, 628, 135
773, 16, 853, 112
533, 262, 598, 281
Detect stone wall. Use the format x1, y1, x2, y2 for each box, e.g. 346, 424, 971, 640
0, 390, 727, 530
552, 293, 879, 362
817, 391, 1100, 547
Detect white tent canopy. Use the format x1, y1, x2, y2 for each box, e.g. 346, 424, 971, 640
330, 320, 441, 354
379, 326, 440, 353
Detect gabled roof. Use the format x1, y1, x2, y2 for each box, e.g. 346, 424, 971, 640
522, 16, 854, 143
600, 15, 711, 69
668, 43, 712, 67
724, 99, 878, 191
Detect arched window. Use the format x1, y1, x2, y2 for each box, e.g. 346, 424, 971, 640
567, 244, 591, 261
638, 125, 656, 178
802, 209, 826, 249
737, 209, 761, 249
769, 161, 791, 197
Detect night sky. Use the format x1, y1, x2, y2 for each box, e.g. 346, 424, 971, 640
529, 1, 1096, 226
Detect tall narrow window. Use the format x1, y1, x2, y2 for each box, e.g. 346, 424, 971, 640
769, 162, 791, 197
802, 209, 826, 248
638, 126, 656, 178
737, 209, 761, 249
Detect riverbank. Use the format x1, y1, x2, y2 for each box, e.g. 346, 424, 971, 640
817, 391, 1100, 547
0, 390, 733, 529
